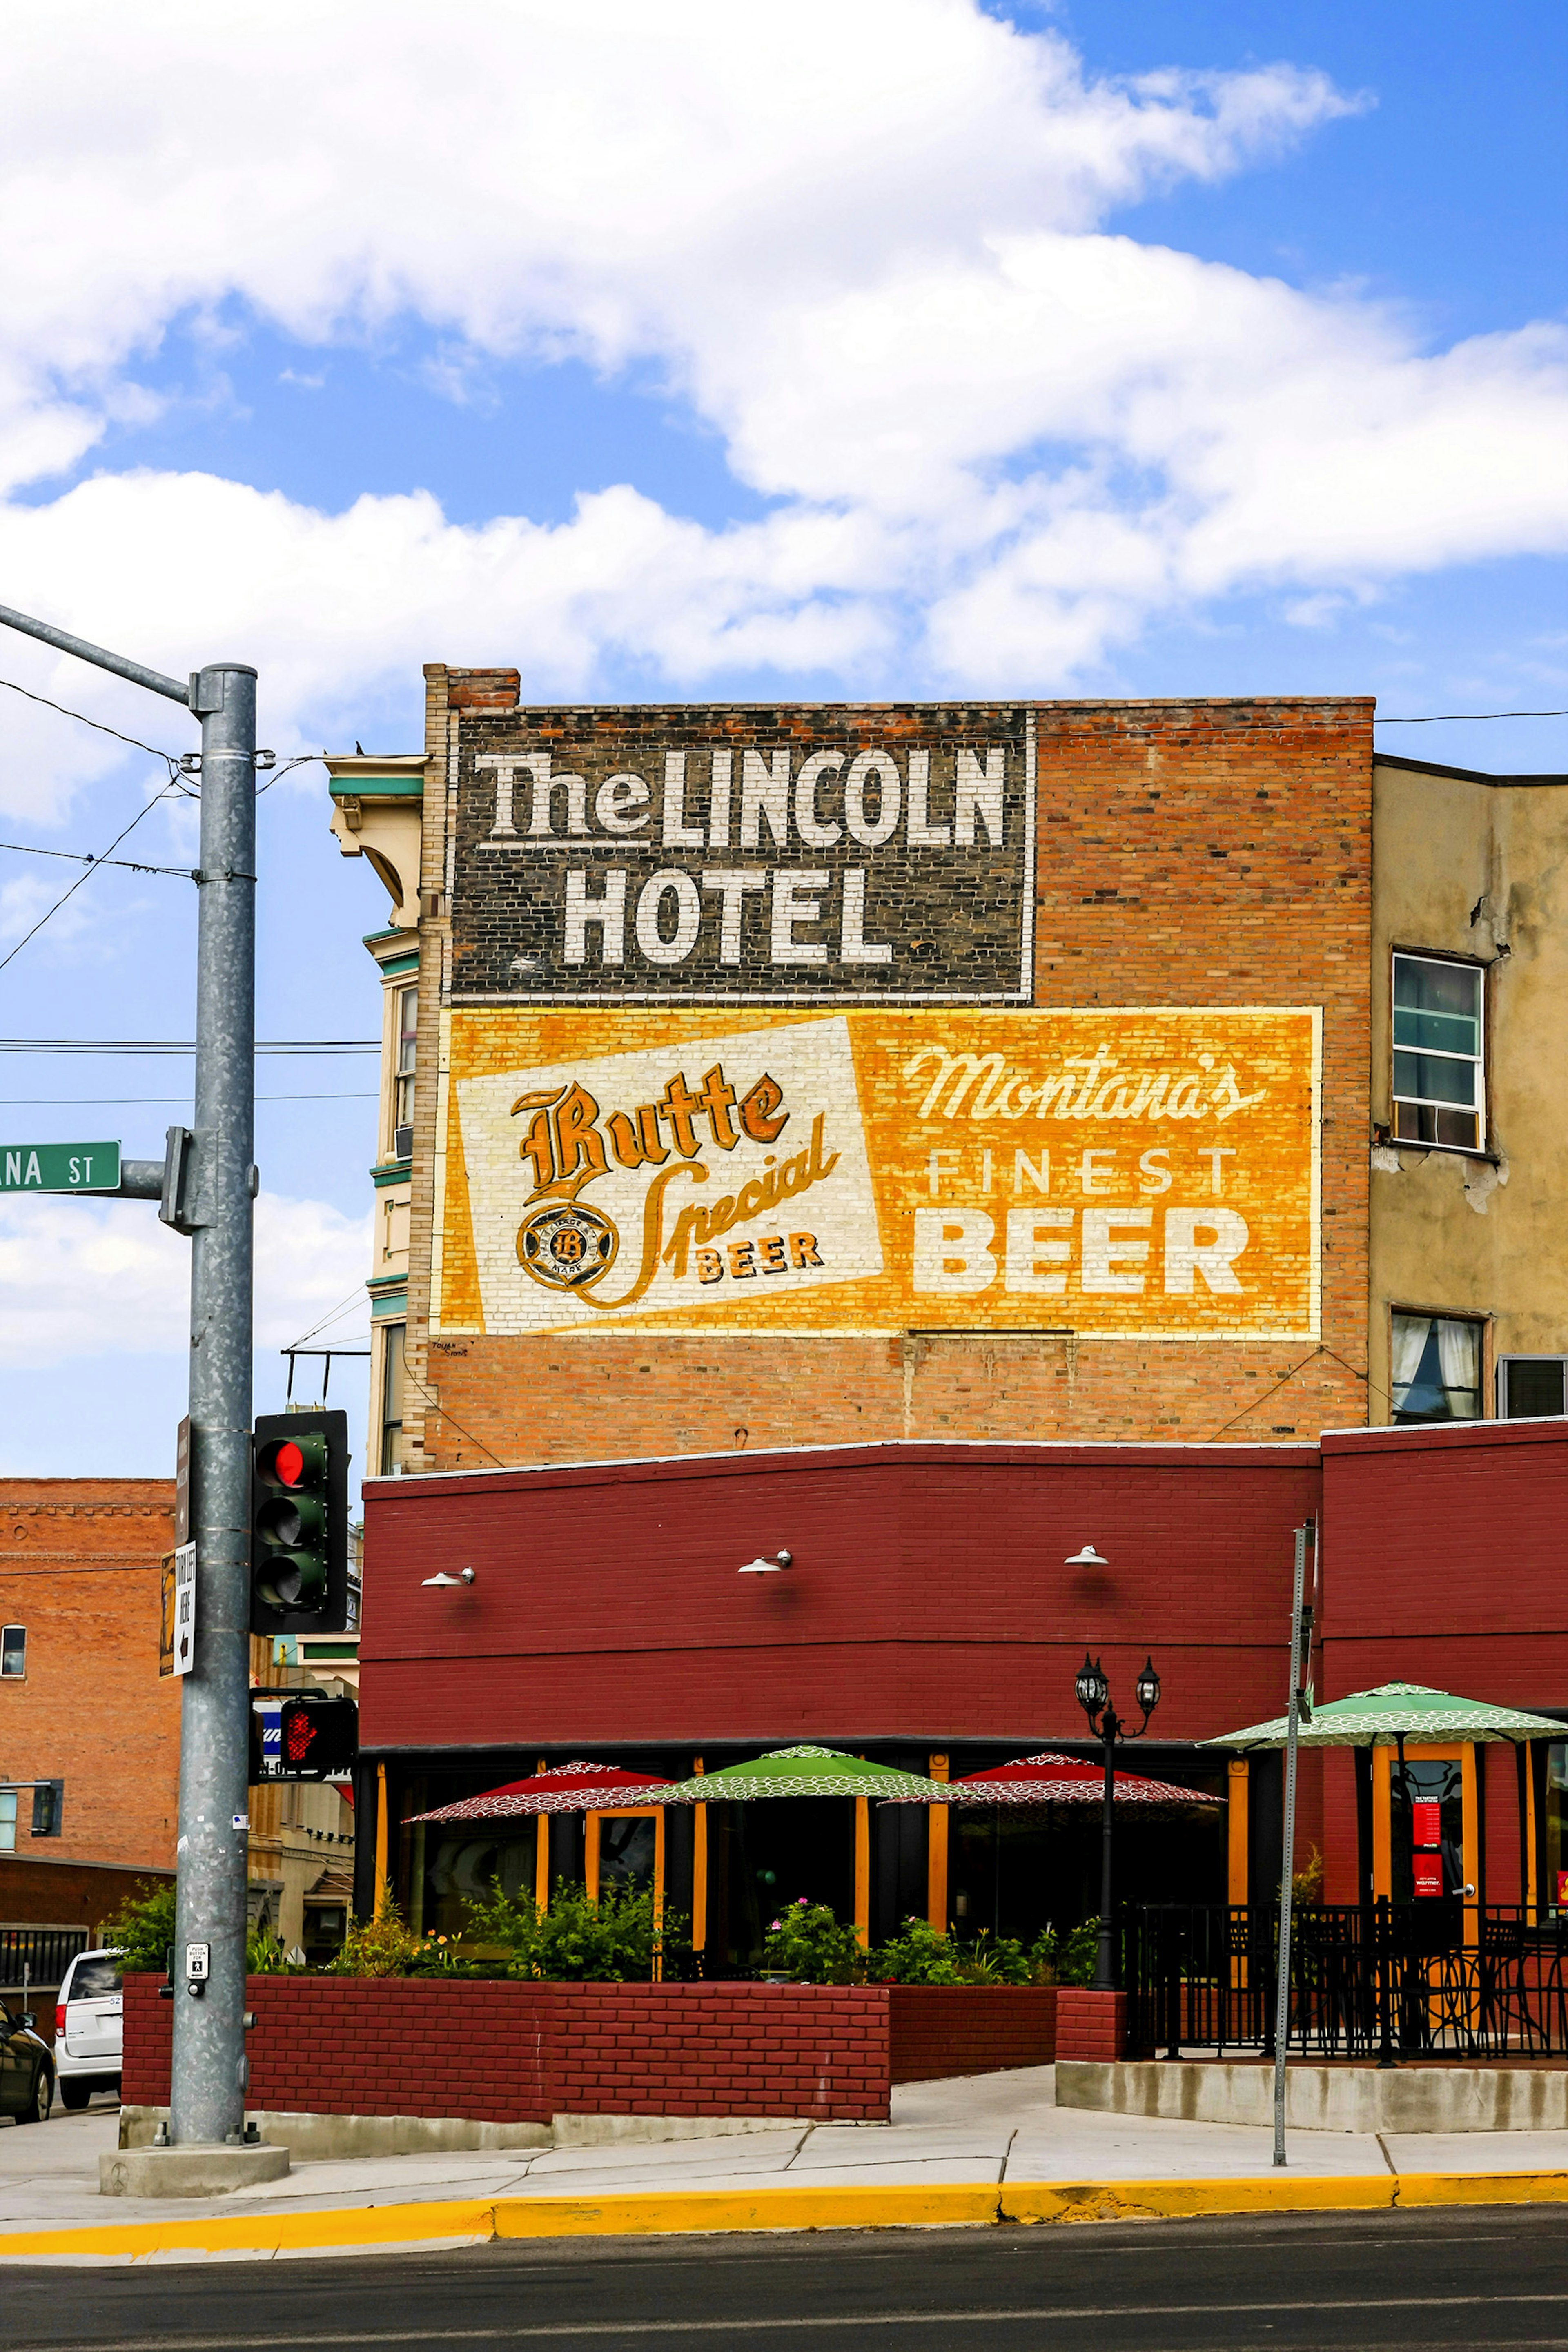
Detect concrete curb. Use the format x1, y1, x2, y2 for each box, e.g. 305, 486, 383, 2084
7, 2171, 1568, 2263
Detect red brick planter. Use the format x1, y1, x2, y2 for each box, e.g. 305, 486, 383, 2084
1054, 1987, 1130, 2062
125, 1977, 1057, 2124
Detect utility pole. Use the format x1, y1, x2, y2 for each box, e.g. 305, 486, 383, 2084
0, 603, 256, 2151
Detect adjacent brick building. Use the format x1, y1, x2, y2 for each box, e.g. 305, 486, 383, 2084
0, 1480, 178, 1937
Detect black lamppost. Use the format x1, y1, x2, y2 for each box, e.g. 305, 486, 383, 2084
1071, 1589, 1161, 1991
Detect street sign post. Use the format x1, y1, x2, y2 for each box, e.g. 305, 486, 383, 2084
0, 1140, 121, 1192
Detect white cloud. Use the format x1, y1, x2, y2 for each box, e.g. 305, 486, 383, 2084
0, 1, 1553, 763
0, 1189, 370, 1368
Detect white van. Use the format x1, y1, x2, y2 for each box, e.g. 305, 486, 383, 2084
53, 1948, 122, 2109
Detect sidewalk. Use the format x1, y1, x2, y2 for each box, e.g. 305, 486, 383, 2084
5, 2068, 1568, 2263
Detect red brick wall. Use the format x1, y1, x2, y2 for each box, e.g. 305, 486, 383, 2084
0, 1481, 178, 1885
408, 688, 1370, 1468
360, 1441, 1319, 1750
1054, 1988, 1129, 2060
123, 1976, 891, 2123
887, 1986, 1056, 2082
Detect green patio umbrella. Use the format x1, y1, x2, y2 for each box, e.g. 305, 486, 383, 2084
658, 1744, 955, 1803
1212, 1681, 1566, 1751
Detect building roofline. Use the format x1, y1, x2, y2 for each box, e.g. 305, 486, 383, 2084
1376, 753, 1568, 787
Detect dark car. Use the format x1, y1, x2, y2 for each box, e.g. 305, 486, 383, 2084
0, 2003, 54, 2124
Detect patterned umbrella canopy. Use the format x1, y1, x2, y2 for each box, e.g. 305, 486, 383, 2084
942, 1751, 1221, 1807
1213, 1681, 1567, 1751
659, 1745, 956, 1804
408, 1762, 673, 1824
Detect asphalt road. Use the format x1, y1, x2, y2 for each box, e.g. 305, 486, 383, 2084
9, 2207, 1568, 2351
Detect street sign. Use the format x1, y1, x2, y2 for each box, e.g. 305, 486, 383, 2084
160, 1542, 198, 1678
0, 1140, 120, 1192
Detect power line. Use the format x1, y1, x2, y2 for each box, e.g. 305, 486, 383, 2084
0, 670, 184, 766
1382, 708, 1568, 723
0, 783, 185, 980
0, 1037, 379, 1054
0, 1092, 380, 1105
0, 837, 204, 880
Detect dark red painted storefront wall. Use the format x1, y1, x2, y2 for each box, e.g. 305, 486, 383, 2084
1319, 1420, 1568, 1907
360, 1441, 1319, 1753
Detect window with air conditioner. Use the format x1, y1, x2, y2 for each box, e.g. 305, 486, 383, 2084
1392, 952, 1484, 1151
1498, 1357, 1568, 1420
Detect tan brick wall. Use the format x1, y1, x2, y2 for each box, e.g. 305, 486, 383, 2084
404, 689, 1370, 1467
0, 1479, 179, 1876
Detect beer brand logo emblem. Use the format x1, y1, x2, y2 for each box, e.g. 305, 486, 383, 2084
517, 1201, 619, 1292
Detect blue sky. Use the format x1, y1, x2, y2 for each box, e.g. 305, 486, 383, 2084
0, 0, 1564, 1474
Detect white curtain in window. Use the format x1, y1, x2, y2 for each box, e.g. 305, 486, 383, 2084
1437, 1317, 1482, 1417
1391, 1314, 1430, 1408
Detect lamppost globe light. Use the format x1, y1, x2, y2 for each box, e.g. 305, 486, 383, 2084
1075, 1651, 1108, 1717
1136, 1655, 1162, 1717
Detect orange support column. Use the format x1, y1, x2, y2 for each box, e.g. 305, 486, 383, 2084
373, 1762, 390, 1919
854, 1797, 870, 1947
927, 1753, 950, 1930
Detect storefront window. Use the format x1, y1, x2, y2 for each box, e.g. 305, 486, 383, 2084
1546, 1745, 1568, 1920
1391, 1312, 1483, 1423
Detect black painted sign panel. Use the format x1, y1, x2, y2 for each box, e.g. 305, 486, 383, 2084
450, 706, 1036, 1001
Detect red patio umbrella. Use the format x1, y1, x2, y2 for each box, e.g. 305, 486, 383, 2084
942, 1751, 1221, 1806
408, 1761, 673, 1825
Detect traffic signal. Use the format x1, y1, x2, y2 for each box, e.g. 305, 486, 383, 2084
248, 1691, 358, 1782
250, 1408, 354, 1635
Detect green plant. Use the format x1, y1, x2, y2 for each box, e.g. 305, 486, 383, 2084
246, 1925, 292, 1972
1027, 1918, 1099, 1987
97, 1880, 177, 1974
762, 1897, 866, 1984
329, 1903, 428, 1977
870, 1917, 962, 1984
1292, 1844, 1325, 1903
950, 1929, 1031, 1984
463, 1878, 684, 1982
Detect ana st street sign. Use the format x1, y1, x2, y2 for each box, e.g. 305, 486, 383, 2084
0, 1140, 121, 1192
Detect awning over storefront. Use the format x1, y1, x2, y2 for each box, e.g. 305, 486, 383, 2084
940, 1751, 1222, 1806
408, 1761, 673, 1823
659, 1745, 954, 1803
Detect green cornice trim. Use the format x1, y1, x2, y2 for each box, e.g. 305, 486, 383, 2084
370, 1292, 408, 1321
330, 776, 425, 798
370, 1160, 412, 1187
380, 954, 419, 978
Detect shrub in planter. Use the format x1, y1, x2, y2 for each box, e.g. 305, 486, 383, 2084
762, 1897, 866, 1984
463, 1878, 687, 1982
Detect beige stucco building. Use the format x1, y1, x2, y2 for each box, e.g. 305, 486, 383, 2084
1369, 751, 1568, 1428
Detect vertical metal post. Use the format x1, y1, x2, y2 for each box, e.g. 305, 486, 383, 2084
1094, 1717, 1117, 1990
1272, 1524, 1309, 2167
169, 664, 257, 2148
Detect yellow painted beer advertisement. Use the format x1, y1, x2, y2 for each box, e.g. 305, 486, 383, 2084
434, 1006, 1319, 1340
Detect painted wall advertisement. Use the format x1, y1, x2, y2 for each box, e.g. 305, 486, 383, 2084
434, 1007, 1319, 1341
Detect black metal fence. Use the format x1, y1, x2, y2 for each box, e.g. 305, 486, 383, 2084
0, 1925, 90, 1993
1124, 1902, 1568, 2061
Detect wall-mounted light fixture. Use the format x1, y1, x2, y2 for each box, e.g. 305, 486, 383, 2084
1065, 1544, 1109, 1568
421, 1566, 476, 1587
737, 1550, 793, 1576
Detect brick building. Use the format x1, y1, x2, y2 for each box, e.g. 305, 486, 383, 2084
0, 1481, 178, 1940
325, 677, 1568, 1956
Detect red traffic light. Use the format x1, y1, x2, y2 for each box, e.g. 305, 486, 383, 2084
272, 1441, 305, 1488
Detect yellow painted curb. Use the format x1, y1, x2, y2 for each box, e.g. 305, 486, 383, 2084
6, 2172, 1568, 2263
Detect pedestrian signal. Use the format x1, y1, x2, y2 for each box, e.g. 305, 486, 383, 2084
250, 1409, 353, 1634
